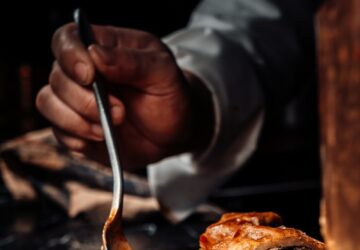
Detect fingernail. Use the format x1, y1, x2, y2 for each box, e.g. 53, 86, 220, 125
74, 62, 89, 84
91, 124, 104, 139
89, 45, 114, 65
111, 106, 123, 124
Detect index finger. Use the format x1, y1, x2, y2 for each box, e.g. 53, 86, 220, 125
52, 22, 95, 85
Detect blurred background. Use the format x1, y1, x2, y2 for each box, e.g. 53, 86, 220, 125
0, 1, 321, 249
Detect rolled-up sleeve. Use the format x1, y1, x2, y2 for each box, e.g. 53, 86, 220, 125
148, 0, 320, 222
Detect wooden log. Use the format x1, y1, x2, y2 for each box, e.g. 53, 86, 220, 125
0, 129, 150, 198
317, 1, 360, 249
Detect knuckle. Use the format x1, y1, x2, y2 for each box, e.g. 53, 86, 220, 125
48, 67, 61, 88
138, 31, 163, 50
58, 116, 88, 138
52, 23, 80, 62
48, 70, 68, 97
36, 86, 50, 111
98, 26, 118, 47
54, 131, 86, 152
66, 139, 86, 152
81, 94, 97, 117
52, 23, 74, 52
61, 41, 77, 55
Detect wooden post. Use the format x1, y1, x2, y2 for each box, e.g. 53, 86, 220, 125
317, 1, 360, 249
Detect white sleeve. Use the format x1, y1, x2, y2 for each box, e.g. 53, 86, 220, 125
148, 0, 317, 222
147, 16, 265, 222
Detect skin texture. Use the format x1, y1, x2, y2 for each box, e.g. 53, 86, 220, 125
36, 23, 204, 169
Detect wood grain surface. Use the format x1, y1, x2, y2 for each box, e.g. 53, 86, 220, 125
317, 1, 360, 249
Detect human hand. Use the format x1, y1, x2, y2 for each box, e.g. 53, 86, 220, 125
36, 23, 205, 169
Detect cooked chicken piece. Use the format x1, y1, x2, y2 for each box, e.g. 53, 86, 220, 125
200, 212, 326, 250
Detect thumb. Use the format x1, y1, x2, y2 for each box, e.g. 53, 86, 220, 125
88, 44, 179, 94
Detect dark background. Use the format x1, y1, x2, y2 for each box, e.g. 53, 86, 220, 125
0, 0, 322, 247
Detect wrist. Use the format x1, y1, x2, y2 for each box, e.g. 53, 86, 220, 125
182, 70, 215, 154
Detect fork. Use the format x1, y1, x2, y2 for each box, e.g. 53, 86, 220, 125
73, 8, 131, 250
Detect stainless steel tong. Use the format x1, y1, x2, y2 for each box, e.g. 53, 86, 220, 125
74, 8, 130, 250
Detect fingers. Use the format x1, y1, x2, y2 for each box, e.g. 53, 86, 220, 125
36, 85, 106, 141
52, 127, 88, 152
49, 62, 125, 124
52, 127, 107, 162
52, 23, 164, 86
53, 22, 177, 95
88, 44, 180, 95
96, 27, 165, 51
36, 83, 126, 141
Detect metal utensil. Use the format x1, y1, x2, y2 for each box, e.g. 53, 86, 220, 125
73, 8, 130, 250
